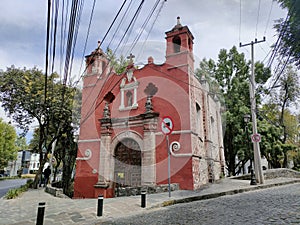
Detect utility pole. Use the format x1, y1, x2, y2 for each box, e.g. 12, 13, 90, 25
240, 37, 265, 184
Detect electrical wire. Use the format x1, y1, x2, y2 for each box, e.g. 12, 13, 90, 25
117, 0, 145, 56
72, 0, 130, 89
44, 0, 51, 106
102, 0, 128, 47
79, 0, 146, 124
68, 0, 84, 86
239, 0, 242, 44
76, 0, 97, 84
136, 0, 166, 60
264, 0, 274, 36
106, 0, 134, 50
126, 0, 161, 56
75, 0, 135, 110
255, 0, 261, 37
51, 0, 60, 75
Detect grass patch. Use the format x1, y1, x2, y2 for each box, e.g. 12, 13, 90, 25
5, 179, 34, 199
21, 174, 36, 179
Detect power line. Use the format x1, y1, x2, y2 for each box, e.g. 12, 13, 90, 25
255, 0, 261, 37
118, 0, 145, 56
79, 0, 146, 124
51, 0, 60, 75
239, 0, 242, 43
67, 0, 84, 86
102, 0, 129, 47
73, 0, 130, 88
264, 0, 274, 35
44, 0, 51, 106
136, 0, 166, 60
77, 0, 97, 83
127, 0, 161, 56
74, 0, 136, 107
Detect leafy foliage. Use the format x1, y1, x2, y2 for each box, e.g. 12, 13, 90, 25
260, 65, 299, 168
106, 48, 128, 75
275, 0, 300, 68
15, 136, 28, 151
0, 119, 17, 169
0, 66, 81, 196
196, 46, 271, 175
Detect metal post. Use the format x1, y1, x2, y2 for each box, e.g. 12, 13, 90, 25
36, 202, 46, 225
141, 192, 146, 208
97, 195, 103, 217
166, 135, 171, 197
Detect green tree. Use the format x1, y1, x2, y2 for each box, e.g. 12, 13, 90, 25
106, 48, 128, 75
0, 119, 17, 170
275, 0, 300, 67
15, 136, 28, 151
0, 66, 81, 196
263, 65, 299, 167
258, 103, 299, 168
196, 46, 271, 176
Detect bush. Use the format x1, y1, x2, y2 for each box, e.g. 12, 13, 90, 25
5, 179, 33, 199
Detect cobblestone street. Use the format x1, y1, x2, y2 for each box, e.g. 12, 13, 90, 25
101, 183, 300, 225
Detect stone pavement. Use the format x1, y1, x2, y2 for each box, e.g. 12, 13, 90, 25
0, 177, 299, 225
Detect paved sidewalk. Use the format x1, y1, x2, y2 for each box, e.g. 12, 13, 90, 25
0, 177, 299, 225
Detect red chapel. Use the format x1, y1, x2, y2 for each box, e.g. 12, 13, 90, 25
74, 17, 225, 198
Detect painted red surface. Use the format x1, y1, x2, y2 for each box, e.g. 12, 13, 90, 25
74, 18, 201, 198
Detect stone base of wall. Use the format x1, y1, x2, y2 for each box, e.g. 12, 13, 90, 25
115, 183, 180, 197
45, 186, 69, 198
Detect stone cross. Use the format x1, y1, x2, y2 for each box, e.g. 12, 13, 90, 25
127, 53, 135, 64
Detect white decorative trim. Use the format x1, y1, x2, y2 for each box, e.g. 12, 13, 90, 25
169, 141, 192, 157
119, 104, 138, 111
119, 77, 139, 111
111, 131, 144, 152
155, 129, 194, 135
78, 138, 101, 143
83, 84, 96, 89
76, 149, 92, 161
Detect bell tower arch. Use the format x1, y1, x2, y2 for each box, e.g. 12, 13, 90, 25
165, 17, 195, 73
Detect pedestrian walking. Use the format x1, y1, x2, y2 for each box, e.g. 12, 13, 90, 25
43, 166, 51, 187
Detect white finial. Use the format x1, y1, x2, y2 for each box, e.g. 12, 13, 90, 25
177, 16, 181, 25
97, 40, 101, 48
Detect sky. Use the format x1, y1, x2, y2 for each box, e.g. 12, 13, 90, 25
0, 0, 287, 139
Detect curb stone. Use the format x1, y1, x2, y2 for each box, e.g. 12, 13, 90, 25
156, 179, 300, 209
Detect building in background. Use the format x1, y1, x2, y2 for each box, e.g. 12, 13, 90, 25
6, 150, 32, 176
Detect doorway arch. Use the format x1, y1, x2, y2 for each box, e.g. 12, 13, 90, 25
114, 138, 141, 188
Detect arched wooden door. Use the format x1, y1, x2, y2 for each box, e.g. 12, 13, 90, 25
114, 138, 141, 188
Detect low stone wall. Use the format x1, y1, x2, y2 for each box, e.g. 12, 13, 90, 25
115, 183, 180, 197
264, 168, 300, 179
231, 168, 300, 180
45, 186, 69, 198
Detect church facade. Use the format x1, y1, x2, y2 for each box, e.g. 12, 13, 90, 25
74, 17, 225, 198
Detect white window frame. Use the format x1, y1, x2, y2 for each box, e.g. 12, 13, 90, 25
119, 81, 139, 111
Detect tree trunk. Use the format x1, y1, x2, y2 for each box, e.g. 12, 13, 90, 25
62, 141, 77, 197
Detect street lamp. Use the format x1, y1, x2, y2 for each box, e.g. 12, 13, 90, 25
244, 114, 257, 185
